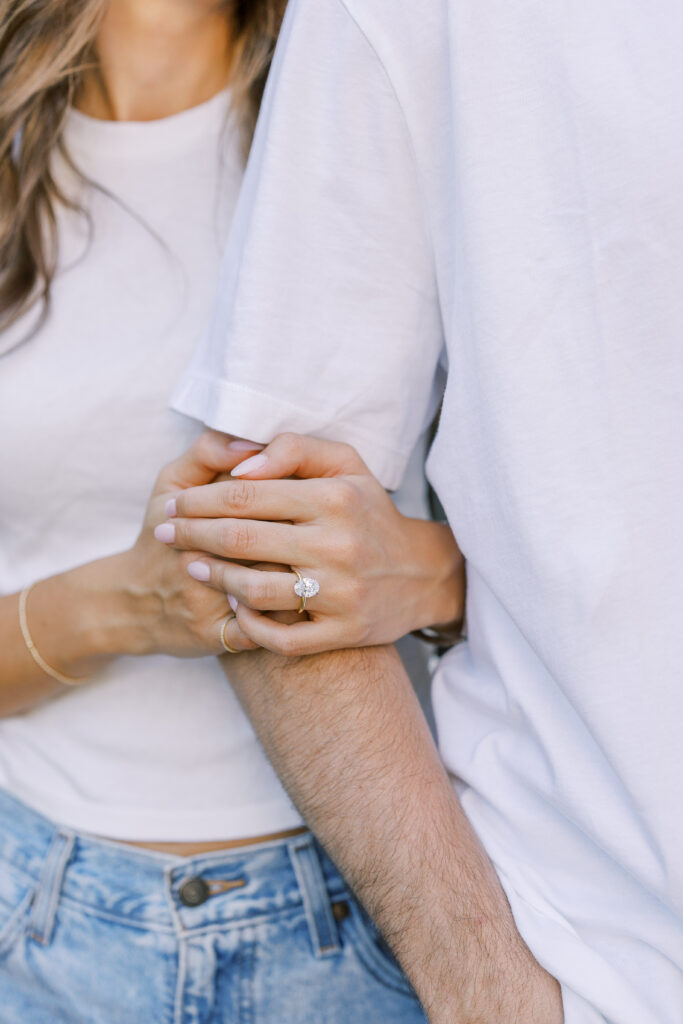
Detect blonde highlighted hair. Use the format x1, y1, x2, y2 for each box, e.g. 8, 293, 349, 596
0, 0, 287, 334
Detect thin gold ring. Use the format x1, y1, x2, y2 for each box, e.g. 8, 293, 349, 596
220, 613, 241, 654
292, 568, 306, 614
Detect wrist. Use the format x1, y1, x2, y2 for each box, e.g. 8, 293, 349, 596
406, 519, 465, 634
413, 917, 557, 1024
42, 552, 153, 666
90, 550, 162, 657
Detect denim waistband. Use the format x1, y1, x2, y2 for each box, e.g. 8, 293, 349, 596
0, 788, 347, 942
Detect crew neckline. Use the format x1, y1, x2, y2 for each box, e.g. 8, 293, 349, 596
66, 87, 233, 159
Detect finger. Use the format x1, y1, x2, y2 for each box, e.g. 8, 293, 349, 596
231, 433, 370, 482
234, 602, 344, 657
218, 612, 260, 654
156, 516, 314, 566
173, 477, 342, 524
187, 559, 315, 612
155, 432, 264, 493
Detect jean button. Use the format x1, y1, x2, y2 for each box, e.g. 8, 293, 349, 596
179, 877, 210, 907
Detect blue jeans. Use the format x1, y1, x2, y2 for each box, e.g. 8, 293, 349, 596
0, 790, 426, 1023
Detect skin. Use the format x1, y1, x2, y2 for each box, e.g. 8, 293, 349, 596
218, 643, 564, 1024
160, 433, 465, 656
77, 0, 234, 122
0, 432, 250, 715
2, 0, 563, 1016
153, 432, 564, 1020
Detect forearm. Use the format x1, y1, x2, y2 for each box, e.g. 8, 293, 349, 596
222, 645, 552, 1022
0, 553, 146, 715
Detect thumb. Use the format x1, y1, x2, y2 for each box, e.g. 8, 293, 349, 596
231, 432, 369, 482
155, 431, 264, 493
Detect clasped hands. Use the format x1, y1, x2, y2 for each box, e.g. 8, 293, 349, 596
146, 430, 465, 659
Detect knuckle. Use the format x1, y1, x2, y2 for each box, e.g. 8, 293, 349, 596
275, 431, 302, 460
221, 480, 255, 513
334, 530, 363, 570
193, 433, 213, 464
170, 521, 187, 546
344, 575, 369, 608
217, 521, 254, 555
330, 478, 360, 515
245, 576, 276, 608
336, 440, 364, 472
337, 441, 358, 462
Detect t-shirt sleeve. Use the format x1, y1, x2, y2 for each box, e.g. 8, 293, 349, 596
171, 0, 445, 490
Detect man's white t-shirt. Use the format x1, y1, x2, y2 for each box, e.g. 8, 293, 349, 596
173, 2, 683, 1020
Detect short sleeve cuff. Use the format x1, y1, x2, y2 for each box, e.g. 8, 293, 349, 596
171, 373, 412, 492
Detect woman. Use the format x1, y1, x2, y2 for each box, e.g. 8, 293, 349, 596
0, 1, 464, 1020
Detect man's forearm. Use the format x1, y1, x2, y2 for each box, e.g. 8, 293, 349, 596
222, 645, 561, 1023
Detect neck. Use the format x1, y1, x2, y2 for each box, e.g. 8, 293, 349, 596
77, 0, 233, 121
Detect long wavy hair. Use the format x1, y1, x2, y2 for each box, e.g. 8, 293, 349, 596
0, 0, 287, 338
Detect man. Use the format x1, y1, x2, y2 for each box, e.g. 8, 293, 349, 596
171, 1, 683, 1020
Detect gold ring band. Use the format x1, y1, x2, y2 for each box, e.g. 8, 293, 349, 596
220, 613, 241, 654
292, 568, 307, 614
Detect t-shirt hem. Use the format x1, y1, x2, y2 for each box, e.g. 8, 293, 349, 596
8, 785, 304, 843
171, 373, 411, 492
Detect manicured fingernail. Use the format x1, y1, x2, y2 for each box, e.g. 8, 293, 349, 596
164, 498, 177, 518
231, 453, 268, 477
187, 561, 211, 582
228, 594, 239, 613
154, 523, 175, 543
229, 440, 265, 452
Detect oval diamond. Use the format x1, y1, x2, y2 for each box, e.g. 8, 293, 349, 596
294, 576, 320, 599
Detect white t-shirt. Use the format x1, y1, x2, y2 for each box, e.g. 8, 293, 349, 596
0, 91, 306, 841
172, 2, 683, 1021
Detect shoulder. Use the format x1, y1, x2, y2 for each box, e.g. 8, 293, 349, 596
292, 0, 446, 123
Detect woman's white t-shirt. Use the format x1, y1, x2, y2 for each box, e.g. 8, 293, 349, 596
0, 92, 305, 841
172, 2, 683, 1021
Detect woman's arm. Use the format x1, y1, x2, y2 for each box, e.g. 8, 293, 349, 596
157, 433, 466, 656
0, 431, 257, 717
1, 553, 156, 714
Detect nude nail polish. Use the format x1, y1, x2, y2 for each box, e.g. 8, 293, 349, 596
231, 453, 268, 477
154, 523, 175, 543
165, 498, 177, 518
187, 561, 211, 582
228, 594, 239, 612
229, 440, 265, 452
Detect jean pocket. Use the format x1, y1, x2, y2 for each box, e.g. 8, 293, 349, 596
341, 899, 415, 996
0, 865, 36, 958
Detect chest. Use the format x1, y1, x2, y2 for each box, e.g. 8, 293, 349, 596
0, 149, 241, 573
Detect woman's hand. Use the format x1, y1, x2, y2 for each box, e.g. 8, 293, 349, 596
0, 431, 264, 716
155, 433, 465, 657
117, 432, 263, 658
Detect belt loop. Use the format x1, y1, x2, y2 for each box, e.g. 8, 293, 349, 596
29, 829, 75, 946
289, 840, 340, 958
